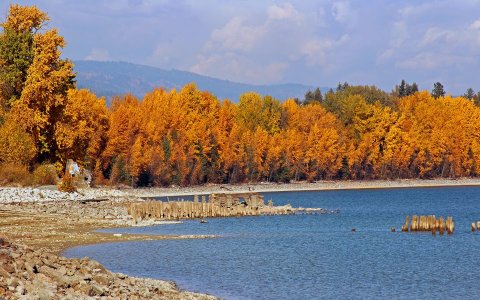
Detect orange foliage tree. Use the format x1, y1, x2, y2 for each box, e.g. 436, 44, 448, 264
95, 84, 480, 186
0, 4, 109, 183
0, 116, 36, 165
55, 89, 109, 170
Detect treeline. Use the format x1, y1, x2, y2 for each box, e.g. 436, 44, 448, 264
2, 4, 480, 187
100, 85, 480, 186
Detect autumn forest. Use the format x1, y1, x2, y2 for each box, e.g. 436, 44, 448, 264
1, 4, 480, 187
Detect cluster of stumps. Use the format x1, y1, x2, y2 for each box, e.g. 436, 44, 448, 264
400, 215, 454, 234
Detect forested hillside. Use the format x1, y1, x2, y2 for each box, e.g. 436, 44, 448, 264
74, 60, 316, 103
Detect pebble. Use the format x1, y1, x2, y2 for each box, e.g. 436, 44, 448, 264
0, 187, 135, 203
0, 238, 217, 299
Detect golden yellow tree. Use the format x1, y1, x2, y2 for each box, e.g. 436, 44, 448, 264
11, 27, 74, 162
0, 116, 36, 165
55, 89, 109, 169
0, 4, 49, 107
102, 94, 141, 184
347, 104, 400, 178
302, 105, 342, 181
215, 100, 246, 182
2, 4, 48, 32
396, 92, 480, 178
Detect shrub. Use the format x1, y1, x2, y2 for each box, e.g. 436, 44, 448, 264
33, 164, 59, 185
0, 119, 36, 166
57, 170, 76, 193
0, 163, 33, 186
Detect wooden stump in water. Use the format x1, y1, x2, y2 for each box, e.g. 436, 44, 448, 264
446, 217, 454, 234
401, 216, 409, 232
438, 217, 445, 235
428, 215, 436, 231
411, 215, 419, 231
472, 223, 476, 232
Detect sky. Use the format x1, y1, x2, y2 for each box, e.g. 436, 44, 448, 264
2, 0, 480, 94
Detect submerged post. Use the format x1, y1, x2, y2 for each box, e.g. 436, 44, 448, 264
446, 217, 454, 234
401, 216, 409, 232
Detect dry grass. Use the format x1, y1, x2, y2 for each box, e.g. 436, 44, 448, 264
33, 163, 59, 185
0, 163, 33, 186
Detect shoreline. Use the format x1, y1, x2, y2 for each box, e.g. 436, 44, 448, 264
0, 199, 218, 299
1, 178, 480, 298
122, 178, 480, 198
0, 199, 215, 255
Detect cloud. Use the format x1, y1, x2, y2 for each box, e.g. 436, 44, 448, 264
5, 0, 480, 94
300, 39, 333, 66
377, 48, 395, 63
377, 1, 480, 79
195, 3, 306, 83
85, 48, 111, 61
190, 53, 288, 85
420, 27, 455, 47
192, 2, 357, 84
208, 17, 267, 52
331, 1, 355, 25
148, 43, 174, 67
267, 3, 303, 23
300, 35, 349, 66
398, 2, 440, 19
470, 19, 480, 30
396, 52, 474, 70
391, 21, 408, 48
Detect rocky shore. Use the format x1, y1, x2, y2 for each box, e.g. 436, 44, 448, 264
0, 193, 217, 299
0, 187, 135, 203
0, 237, 216, 300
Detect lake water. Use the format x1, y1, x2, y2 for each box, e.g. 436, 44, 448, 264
64, 187, 480, 299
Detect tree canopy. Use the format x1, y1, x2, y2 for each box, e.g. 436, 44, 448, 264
2, 4, 480, 186
0, 4, 91, 170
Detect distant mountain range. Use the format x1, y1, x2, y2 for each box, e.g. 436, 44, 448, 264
73, 60, 321, 103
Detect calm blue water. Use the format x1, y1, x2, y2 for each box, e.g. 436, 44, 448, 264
64, 187, 480, 299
